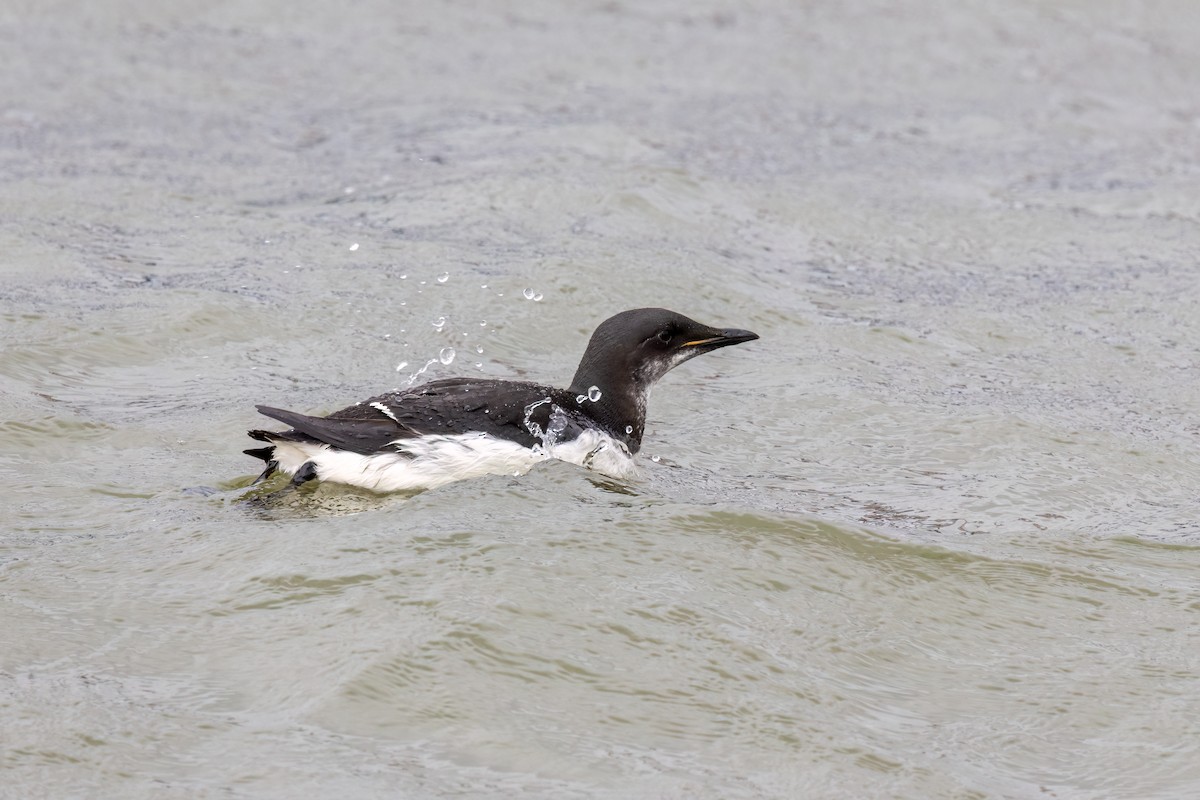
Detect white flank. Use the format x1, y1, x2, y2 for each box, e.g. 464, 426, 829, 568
269, 429, 637, 493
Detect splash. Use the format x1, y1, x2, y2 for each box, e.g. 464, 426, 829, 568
522, 398, 573, 455
522, 397, 553, 441
405, 358, 440, 386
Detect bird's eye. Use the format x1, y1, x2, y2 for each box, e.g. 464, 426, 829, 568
657, 329, 672, 344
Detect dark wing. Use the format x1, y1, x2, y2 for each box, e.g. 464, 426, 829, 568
251, 378, 577, 455
252, 405, 408, 455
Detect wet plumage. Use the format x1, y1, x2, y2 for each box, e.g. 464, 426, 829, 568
245, 307, 758, 492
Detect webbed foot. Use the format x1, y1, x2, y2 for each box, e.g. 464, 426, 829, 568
251, 460, 279, 485
292, 461, 319, 486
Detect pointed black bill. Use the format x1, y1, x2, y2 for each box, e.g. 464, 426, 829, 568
681, 327, 759, 350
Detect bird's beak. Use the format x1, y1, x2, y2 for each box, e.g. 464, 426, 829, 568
681, 328, 759, 349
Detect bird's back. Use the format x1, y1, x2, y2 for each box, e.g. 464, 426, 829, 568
253, 377, 585, 455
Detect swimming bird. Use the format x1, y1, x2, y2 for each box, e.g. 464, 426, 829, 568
245, 307, 758, 492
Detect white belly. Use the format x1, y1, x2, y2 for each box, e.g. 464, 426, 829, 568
269, 429, 637, 493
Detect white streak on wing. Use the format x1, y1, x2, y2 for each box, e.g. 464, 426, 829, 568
268, 429, 638, 493
370, 401, 400, 424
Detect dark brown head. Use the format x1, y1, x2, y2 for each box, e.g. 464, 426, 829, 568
569, 308, 758, 448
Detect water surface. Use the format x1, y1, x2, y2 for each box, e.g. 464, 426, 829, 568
3, 1, 1199, 798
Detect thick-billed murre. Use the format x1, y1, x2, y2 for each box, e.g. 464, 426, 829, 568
245, 307, 758, 492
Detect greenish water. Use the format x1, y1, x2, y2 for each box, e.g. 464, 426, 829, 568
3, 1, 1199, 798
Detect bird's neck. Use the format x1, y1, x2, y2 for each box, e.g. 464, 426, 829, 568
568, 369, 647, 453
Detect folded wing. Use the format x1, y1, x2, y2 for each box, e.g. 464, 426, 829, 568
250, 377, 571, 455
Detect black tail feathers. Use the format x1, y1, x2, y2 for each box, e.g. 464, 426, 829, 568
244, 445, 275, 462
244, 442, 278, 484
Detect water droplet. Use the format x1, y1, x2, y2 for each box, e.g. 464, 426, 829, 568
349, 243, 359, 251
395, 361, 408, 371
475, 362, 483, 369
523, 287, 536, 300
400, 274, 407, 279
587, 386, 602, 402
437, 272, 449, 283
344, 186, 355, 194
651, 455, 661, 463
625, 425, 633, 434
475, 345, 484, 354
576, 394, 587, 404
432, 316, 446, 331
438, 347, 456, 365
534, 292, 543, 301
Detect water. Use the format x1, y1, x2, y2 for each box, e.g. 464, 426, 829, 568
577, 386, 603, 405
3, 1, 1200, 798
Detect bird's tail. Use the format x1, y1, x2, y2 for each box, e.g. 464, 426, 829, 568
244, 437, 278, 483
